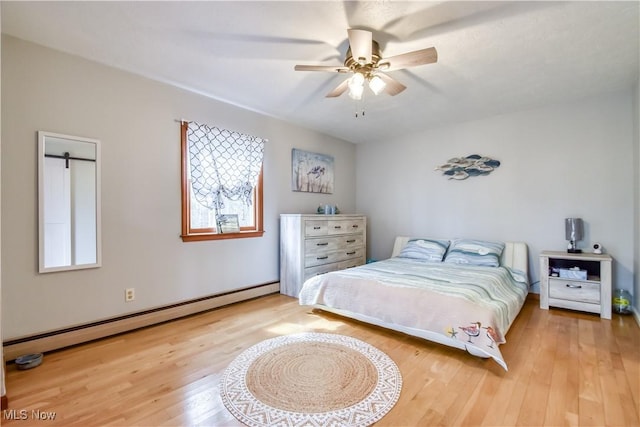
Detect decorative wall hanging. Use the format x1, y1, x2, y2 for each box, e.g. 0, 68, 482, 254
435, 154, 500, 180
291, 149, 334, 193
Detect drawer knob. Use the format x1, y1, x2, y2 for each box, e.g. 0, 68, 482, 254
346, 239, 356, 243
352, 225, 359, 228
317, 256, 329, 260
313, 226, 321, 230
334, 225, 342, 229
346, 251, 356, 255
566, 283, 582, 289
316, 242, 328, 246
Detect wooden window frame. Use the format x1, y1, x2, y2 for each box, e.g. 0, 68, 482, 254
180, 122, 264, 242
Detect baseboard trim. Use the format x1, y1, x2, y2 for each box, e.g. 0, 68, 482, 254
3, 282, 280, 361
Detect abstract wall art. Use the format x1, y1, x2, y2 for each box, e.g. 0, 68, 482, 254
291, 149, 334, 193
435, 154, 501, 180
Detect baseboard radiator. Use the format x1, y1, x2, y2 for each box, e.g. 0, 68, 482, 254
3, 282, 280, 361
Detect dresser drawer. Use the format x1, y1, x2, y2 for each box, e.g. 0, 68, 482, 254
327, 219, 365, 235
337, 234, 365, 250
305, 237, 340, 254
304, 246, 365, 267
304, 263, 339, 281
303, 256, 366, 281
305, 220, 328, 236
305, 235, 364, 254
336, 257, 366, 270
549, 278, 600, 304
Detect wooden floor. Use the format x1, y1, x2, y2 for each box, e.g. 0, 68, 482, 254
3, 294, 639, 426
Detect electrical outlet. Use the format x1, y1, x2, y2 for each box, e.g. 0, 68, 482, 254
125, 288, 135, 302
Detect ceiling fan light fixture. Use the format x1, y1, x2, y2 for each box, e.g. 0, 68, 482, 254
348, 73, 365, 100
368, 75, 386, 95
349, 72, 365, 87
348, 83, 364, 100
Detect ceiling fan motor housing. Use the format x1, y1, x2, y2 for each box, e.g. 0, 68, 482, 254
344, 40, 382, 71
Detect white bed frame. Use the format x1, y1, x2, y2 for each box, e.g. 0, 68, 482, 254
311, 237, 529, 362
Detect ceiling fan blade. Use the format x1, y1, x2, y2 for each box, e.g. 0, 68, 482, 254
377, 73, 407, 96
295, 65, 350, 73
325, 79, 350, 98
379, 47, 438, 71
347, 29, 372, 64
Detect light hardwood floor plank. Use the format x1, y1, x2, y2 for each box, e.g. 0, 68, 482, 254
2, 294, 639, 426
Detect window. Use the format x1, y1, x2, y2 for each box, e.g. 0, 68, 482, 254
180, 121, 265, 241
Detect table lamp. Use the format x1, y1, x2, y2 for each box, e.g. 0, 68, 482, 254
565, 218, 583, 253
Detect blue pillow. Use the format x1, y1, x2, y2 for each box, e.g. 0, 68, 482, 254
443, 239, 505, 267
398, 239, 450, 262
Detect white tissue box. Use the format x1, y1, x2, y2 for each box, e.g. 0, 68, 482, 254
558, 268, 587, 280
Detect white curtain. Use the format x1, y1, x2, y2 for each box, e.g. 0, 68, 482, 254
187, 122, 265, 214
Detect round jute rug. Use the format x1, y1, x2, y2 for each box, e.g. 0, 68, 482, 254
219, 332, 402, 427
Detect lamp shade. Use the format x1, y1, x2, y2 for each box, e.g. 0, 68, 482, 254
348, 73, 365, 100
565, 218, 584, 241
368, 75, 386, 95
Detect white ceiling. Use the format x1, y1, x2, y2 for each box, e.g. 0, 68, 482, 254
2, 1, 639, 144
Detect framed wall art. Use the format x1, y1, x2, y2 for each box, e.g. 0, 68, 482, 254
291, 149, 334, 194
217, 214, 240, 233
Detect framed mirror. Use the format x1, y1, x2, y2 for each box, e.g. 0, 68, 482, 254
38, 131, 101, 273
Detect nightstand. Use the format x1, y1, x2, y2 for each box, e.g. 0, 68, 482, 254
539, 251, 612, 319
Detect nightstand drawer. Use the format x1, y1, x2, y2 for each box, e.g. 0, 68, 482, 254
549, 278, 600, 304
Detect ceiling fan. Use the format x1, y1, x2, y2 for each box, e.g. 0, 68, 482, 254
294, 29, 438, 100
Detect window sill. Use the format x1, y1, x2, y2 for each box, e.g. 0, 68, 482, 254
181, 230, 265, 242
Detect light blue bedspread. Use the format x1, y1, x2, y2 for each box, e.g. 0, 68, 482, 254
299, 257, 529, 370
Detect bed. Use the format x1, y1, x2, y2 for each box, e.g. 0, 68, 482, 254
299, 237, 529, 370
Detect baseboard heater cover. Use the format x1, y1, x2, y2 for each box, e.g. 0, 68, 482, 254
3, 281, 280, 361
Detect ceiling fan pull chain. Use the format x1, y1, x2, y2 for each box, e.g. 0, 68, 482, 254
354, 98, 366, 119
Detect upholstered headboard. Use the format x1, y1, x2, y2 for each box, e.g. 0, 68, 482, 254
391, 236, 529, 276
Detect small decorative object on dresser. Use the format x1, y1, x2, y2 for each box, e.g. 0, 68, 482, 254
539, 250, 613, 319
280, 214, 366, 297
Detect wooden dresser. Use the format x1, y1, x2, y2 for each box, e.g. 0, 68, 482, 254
280, 214, 367, 297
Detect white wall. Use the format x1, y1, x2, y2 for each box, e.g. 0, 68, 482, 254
1, 36, 357, 339
357, 91, 635, 295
